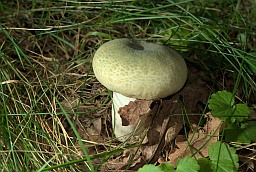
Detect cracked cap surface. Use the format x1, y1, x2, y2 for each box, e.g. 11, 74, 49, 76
93, 38, 188, 99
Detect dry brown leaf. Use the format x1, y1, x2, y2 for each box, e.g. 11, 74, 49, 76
61, 95, 79, 111
86, 118, 102, 141
119, 100, 153, 126
127, 100, 184, 170
168, 114, 222, 166
164, 123, 182, 150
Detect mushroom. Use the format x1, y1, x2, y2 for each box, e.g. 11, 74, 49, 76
92, 38, 187, 142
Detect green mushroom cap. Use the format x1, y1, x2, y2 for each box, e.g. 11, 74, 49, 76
93, 38, 187, 99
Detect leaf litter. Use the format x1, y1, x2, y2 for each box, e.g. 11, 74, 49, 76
167, 114, 222, 167
103, 65, 214, 170
119, 99, 154, 126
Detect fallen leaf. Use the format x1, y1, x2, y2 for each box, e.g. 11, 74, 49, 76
61, 95, 79, 111
87, 118, 102, 141
164, 123, 182, 150
168, 114, 222, 166
119, 99, 153, 126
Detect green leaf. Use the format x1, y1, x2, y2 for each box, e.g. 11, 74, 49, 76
224, 121, 256, 144
208, 90, 234, 121
241, 121, 256, 142
198, 158, 212, 172
208, 90, 249, 122
138, 164, 164, 172
176, 156, 200, 172
224, 123, 251, 143
208, 141, 239, 172
232, 104, 250, 122
159, 162, 175, 172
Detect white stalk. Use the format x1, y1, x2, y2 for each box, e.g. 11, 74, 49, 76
112, 92, 137, 142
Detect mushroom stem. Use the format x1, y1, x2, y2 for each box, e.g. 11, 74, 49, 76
112, 92, 138, 142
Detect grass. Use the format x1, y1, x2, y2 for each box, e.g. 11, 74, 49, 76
0, 0, 255, 171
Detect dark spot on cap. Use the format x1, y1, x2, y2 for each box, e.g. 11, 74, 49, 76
126, 40, 144, 50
